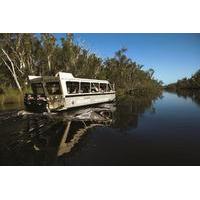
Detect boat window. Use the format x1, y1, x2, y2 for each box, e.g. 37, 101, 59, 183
46, 82, 62, 95
91, 83, 99, 92
66, 81, 79, 94
100, 83, 107, 92
31, 83, 45, 95
80, 82, 90, 93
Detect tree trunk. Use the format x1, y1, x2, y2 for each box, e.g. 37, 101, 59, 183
12, 72, 23, 93
1, 48, 23, 94
47, 55, 51, 74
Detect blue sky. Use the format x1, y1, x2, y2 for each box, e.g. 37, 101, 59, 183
54, 33, 200, 84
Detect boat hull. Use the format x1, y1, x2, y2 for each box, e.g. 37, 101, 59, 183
58, 92, 116, 111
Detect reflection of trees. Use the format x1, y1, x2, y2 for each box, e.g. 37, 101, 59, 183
113, 94, 161, 130
0, 94, 162, 165
167, 89, 200, 107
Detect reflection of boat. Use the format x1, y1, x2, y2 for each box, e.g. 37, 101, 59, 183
26, 103, 116, 158
24, 72, 116, 112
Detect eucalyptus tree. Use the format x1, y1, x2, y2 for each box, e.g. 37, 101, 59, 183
0, 34, 23, 93
0, 33, 163, 95
61, 33, 79, 73
170, 69, 200, 89
40, 33, 56, 75
81, 53, 103, 78
103, 48, 162, 93
0, 33, 43, 92
104, 48, 137, 89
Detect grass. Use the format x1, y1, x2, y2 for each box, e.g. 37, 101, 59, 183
0, 88, 30, 105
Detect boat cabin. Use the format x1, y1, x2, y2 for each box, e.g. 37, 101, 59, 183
24, 72, 116, 112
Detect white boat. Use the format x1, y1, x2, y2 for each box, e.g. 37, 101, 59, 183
24, 72, 116, 112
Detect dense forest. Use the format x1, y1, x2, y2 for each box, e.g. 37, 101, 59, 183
0, 33, 163, 98
165, 69, 200, 91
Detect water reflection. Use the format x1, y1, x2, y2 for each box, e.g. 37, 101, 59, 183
55, 104, 116, 157
166, 89, 200, 107
0, 94, 162, 165
114, 95, 161, 130
0, 103, 116, 165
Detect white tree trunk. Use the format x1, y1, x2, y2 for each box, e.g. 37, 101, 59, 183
1, 48, 23, 93
47, 55, 51, 73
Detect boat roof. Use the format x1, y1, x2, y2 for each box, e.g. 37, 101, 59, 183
29, 72, 109, 83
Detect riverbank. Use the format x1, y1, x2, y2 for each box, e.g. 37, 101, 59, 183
0, 88, 24, 105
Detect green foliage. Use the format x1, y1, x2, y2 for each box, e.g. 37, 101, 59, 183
0, 33, 163, 97
102, 49, 163, 95
165, 69, 200, 91
0, 88, 23, 105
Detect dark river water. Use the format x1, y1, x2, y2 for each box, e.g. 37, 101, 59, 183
0, 90, 200, 166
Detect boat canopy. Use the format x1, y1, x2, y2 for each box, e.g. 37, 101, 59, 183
28, 72, 109, 84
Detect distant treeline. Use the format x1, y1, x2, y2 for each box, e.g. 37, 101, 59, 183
0, 33, 163, 95
165, 69, 200, 91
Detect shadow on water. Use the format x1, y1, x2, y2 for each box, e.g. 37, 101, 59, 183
0, 93, 161, 165
0, 104, 116, 165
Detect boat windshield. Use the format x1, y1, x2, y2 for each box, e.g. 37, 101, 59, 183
31, 83, 45, 95
46, 82, 62, 95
